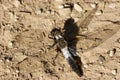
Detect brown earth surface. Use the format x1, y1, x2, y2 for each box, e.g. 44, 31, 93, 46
0, 0, 120, 80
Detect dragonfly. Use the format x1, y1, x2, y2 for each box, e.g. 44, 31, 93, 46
49, 28, 83, 77
48, 3, 120, 77
14, 2, 120, 77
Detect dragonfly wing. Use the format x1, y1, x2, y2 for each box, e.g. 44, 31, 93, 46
61, 47, 83, 77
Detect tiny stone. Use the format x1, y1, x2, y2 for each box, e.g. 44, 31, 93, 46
109, 3, 116, 9
46, 11, 51, 14
95, 10, 103, 16
99, 55, 105, 63
0, 60, 3, 62
109, 52, 114, 57
58, 5, 64, 9
111, 69, 117, 75
74, 4, 83, 12
84, 64, 89, 68
108, 48, 116, 57
13, 0, 20, 8
15, 69, 19, 73
6, 59, 10, 62
90, 3, 96, 8
8, 42, 13, 48
51, 11, 55, 14
35, 10, 42, 15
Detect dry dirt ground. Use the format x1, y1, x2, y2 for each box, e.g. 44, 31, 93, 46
0, 0, 120, 80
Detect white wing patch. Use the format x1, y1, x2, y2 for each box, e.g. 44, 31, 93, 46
61, 47, 72, 59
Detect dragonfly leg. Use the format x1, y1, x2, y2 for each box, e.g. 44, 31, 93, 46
47, 42, 57, 50
52, 52, 60, 66
48, 34, 54, 39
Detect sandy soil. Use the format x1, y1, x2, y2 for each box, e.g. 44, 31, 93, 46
0, 0, 120, 80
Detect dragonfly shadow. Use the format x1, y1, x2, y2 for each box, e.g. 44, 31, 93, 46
63, 18, 83, 76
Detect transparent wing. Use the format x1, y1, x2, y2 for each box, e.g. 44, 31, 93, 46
75, 5, 120, 51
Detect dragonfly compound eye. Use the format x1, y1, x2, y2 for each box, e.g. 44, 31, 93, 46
51, 28, 61, 37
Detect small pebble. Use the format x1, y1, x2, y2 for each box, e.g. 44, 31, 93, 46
108, 48, 116, 57
99, 55, 105, 64
8, 42, 13, 48
13, 0, 20, 8
6, 59, 10, 62
111, 69, 117, 75
90, 3, 96, 8
58, 5, 64, 9
74, 3, 83, 12
46, 11, 51, 14
109, 3, 116, 9
35, 10, 42, 15
0, 60, 3, 62
83, 64, 89, 68
95, 10, 103, 16
15, 69, 19, 73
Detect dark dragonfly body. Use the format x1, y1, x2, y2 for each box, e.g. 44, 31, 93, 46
50, 28, 83, 77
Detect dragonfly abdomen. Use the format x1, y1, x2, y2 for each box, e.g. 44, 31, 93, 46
61, 47, 82, 77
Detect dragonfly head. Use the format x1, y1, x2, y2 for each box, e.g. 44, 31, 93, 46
51, 28, 62, 38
